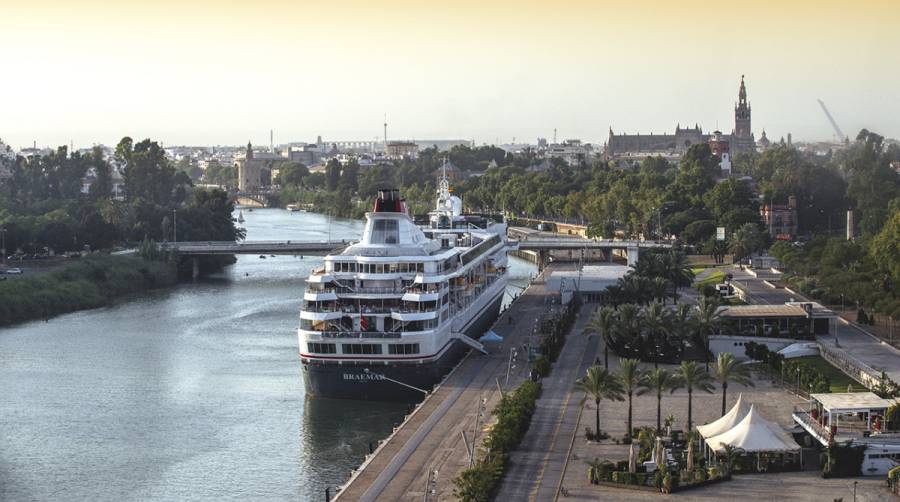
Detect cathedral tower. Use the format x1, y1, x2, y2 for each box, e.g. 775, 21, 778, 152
733, 76, 755, 154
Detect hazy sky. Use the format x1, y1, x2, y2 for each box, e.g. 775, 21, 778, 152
2, 0, 899, 149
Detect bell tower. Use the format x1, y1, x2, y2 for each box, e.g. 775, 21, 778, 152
733, 76, 754, 153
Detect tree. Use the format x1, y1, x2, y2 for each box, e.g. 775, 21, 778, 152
642, 302, 670, 363
583, 307, 616, 369
618, 358, 645, 438
729, 222, 764, 264
88, 147, 113, 199
276, 162, 309, 186
695, 296, 722, 371
713, 352, 754, 416
325, 158, 341, 191
871, 208, 900, 286
119, 137, 188, 207
670, 361, 714, 431
716, 444, 745, 475
577, 365, 624, 436
638, 367, 674, 431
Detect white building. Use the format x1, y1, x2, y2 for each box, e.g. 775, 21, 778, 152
544, 139, 593, 166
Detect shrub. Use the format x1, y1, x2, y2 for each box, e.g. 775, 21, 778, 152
694, 468, 708, 482
707, 466, 721, 479
532, 356, 550, 377
822, 442, 867, 478
453, 381, 542, 500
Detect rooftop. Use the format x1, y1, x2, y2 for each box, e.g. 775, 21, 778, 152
810, 392, 892, 412
717, 304, 809, 318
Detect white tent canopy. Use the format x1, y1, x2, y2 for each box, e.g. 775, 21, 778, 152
697, 394, 750, 439
706, 405, 800, 453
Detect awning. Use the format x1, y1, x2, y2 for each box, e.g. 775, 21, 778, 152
697, 394, 750, 439
706, 405, 800, 453
479, 330, 503, 342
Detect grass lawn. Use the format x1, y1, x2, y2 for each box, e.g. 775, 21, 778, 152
694, 270, 726, 289
792, 356, 859, 393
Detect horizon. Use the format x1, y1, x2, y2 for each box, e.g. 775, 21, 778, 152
2, 0, 899, 150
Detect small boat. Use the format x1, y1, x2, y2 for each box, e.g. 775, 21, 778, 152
238, 209, 245, 223
259, 255, 266, 259
286, 204, 300, 212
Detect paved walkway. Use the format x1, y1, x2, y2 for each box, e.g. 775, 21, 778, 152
496, 305, 598, 501
334, 270, 554, 501
730, 268, 900, 382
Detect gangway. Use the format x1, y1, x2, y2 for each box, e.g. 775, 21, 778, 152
452, 332, 488, 355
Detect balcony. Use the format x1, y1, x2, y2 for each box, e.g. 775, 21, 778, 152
317, 331, 402, 339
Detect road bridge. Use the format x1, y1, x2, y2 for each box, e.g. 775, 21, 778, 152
161, 237, 671, 267
160, 240, 348, 255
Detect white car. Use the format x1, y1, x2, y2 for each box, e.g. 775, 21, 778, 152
5, 268, 23, 275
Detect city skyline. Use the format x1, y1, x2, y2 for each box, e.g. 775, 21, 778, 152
2, 0, 899, 149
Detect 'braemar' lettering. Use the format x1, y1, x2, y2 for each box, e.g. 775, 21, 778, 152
343, 373, 385, 381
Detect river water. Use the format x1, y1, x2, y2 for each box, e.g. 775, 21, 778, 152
0, 208, 535, 502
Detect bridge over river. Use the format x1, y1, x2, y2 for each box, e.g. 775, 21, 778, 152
161, 236, 671, 274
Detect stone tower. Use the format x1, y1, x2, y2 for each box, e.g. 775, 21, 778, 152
732, 76, 755, 154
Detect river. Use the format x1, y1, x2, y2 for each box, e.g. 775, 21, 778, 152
0, 208, 536, 502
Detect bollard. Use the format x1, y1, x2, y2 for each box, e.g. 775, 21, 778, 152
325, 487, 331, 502
368, 441, 374, 454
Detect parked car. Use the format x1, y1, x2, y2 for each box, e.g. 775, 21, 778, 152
5, 268, 23, 275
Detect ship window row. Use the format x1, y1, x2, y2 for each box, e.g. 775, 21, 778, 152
388, 343, 420, 355
331, 262, 426, 274
342, 343, 383, 355
307, 342, 336, 354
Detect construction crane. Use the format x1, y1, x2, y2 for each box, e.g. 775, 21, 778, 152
817, 99, 847, 142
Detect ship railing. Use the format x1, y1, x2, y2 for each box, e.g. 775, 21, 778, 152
337, 286, 403, 295
305, 287, 336, 294
319, 331, 402, 339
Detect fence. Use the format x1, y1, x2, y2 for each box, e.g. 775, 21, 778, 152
818, 342, 884, 389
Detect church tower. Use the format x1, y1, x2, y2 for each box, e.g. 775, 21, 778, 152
733, 76, 755, 154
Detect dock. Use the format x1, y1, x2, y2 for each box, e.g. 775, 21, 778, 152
333, 268, 557, 501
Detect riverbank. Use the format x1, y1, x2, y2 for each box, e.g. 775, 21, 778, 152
0, 254, 177, 326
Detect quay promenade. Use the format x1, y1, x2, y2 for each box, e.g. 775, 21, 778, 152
333, 267, 555, 501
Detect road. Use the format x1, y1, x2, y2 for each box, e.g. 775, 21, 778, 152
731, 268, 900, 382
334, 271, 553, 501
496, 306, 599, 501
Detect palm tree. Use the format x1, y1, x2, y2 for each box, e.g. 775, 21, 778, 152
663, 251, 694, 300
615, 304, 642, 357
670, 360, 714, 431
583, 307, 616, 369
650, 276, 672, 305
638, 367, 674, 431
642, 302, 670, 366
618, 358, 645, 438
577, 365, 625, 437
716, 444, 745, 475
713, 352, 755, 415
729, 223, 763, 265
694, 296, 722, 371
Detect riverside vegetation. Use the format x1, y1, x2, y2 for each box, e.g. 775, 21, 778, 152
0, 136, 244, 324
0, 254, 176, 326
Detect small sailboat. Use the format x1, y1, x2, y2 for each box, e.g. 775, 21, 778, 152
238, 209, 245, 223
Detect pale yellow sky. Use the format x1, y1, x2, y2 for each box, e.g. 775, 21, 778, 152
2, 0, 898, 148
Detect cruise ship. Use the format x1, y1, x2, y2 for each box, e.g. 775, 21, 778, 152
297, 178, 509, 401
